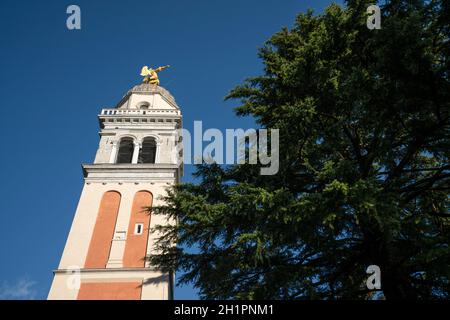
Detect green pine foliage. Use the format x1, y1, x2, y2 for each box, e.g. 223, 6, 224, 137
149, 0, 450, 299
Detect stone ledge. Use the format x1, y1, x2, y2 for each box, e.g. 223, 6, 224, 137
82, 163, 182, 182
53, 267, 162, 274
82, 163, 181, 174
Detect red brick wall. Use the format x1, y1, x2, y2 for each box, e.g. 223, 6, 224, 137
84, 191, 121, 268
123, 191, 153, 267
77, 282, 142, 300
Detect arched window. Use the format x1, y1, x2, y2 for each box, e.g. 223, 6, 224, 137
138, 137, 157, 164
137, 102, 150, 110
116, 138, 134, 163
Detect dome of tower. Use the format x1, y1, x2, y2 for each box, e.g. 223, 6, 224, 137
115, 83, 179, 110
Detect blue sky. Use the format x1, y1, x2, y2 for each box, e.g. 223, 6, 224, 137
0, 0, 338, 299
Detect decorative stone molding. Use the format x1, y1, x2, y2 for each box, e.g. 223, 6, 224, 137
82, 163, 181, 183
53, 267, 162, 274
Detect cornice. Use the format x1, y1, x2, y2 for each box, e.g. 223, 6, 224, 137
53, 267, 163, 274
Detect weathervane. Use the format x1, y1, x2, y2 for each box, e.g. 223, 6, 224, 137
140, 65, 170, 86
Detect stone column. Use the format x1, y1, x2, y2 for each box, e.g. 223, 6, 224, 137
155, 141, 163, 164
109, 141, 118, 164
132, 142, 141, 164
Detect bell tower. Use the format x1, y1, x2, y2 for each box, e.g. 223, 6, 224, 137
48, 80, 182, 300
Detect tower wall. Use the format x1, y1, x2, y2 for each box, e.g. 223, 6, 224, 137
48, 182, 175, 300
48, 84, 181, 300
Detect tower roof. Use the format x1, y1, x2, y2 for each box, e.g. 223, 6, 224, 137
115, 83, 179, 110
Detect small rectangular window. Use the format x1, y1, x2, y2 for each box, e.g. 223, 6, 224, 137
134, 223, 144, 235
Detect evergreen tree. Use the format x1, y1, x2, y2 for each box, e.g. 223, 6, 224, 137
149, 0, 450, 299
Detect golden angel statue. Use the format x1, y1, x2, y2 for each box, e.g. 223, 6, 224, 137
140, 65, 170, 85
